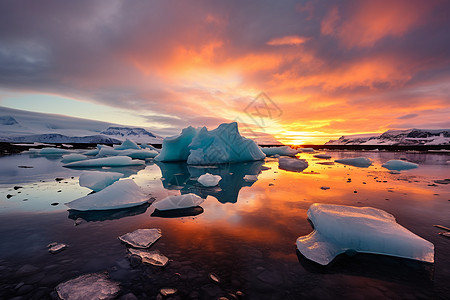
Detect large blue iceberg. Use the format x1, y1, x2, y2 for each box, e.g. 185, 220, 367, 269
155, 122, 265, 165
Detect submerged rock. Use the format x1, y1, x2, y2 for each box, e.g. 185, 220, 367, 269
434, 179, 450, 184
297, 203, 434, 265
56, 273, 120, 300
128, 248, 169, 267
118, 228, 162, 248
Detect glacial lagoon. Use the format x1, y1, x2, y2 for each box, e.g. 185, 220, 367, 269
0, 150, 449, 299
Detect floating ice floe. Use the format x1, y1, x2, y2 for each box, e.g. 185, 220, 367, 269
198, 173, 222, 187
56, 273, 120, 300
114, 139, 141, 150
278, 157, 308, 172
314, 154, 331, 159
64, 156, 145, 168
66, 179, 149, 211
382, 160, 419, 171
151, 193, 204, 211
119, 228, 162, 248
296, 203, 434, 266
335, 157, 372, 168
243, 174, 258, 182
61, 154, 88, 164
79, 171, 123, 192
260, 146, 298, 157
299, 148, 315, 153
38, 148, 70, 155
140, 143, 160, 152
128, 248, 169, 267
98, 147, 158, 159
155, 122, 265, 164
47, 242, 68, 254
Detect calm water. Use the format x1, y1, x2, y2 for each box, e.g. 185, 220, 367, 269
0, 150, 449, 299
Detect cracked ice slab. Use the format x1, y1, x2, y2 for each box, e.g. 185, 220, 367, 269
128, 248, 169, 267
151, 193, 204, 211
56, 273, 120, 300
296, 203, 434, 265
119, 228, 162, 248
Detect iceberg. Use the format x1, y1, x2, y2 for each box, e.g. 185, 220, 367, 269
114, 139, 141, 150
56, 273, 120, 300
382, 160, 419, 171
314, 154, 331, 159
151, 193, 204, 211
64, 156, 145, 168
260, 146, 298, 157
197, 173, 222, 187
61, 154, 88, 164
155, 122, 265, 164
155, 126, 198, 162
335, 157, 372, 168
119, 228, 162, 248
65, 179, 149, 211
296, 203, 434, 265
128, 248, 169, 267
79, 171, 123, 192
278, 157, 308, 172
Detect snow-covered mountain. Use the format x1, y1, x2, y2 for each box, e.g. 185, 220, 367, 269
0, 106, 163, 144
325, 129, 450, 146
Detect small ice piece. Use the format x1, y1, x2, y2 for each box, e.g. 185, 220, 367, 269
382, 160, 418, 171
118, 228, 162, 248
56, 273, 120, 300
299, 148, 315, 153
434, 179, 450, 184
140, 143, 160, 152
65, 179, 149, 211
61, 154, 88, 164
79, 171, 123, 192
160, 288, 177, 296
314, 154, 331, 159
335, 157, 372, 168
64, 156, 145, 168
48, 243, 68, 254
243, 174, 258, 182
38, 148, 70, 155
320, 186, 330, 190
198, 173, 222, 187
128, 248, 169, 267
155, 126, 198, 162
296, 203, 434, 265
278, 157, 308, 172
114, 139, 141, 150
260, 146, 298, 157
151, 194, 204, 211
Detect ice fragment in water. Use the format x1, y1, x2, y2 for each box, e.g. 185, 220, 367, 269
299, 148, 315, 153
48, 243, 68, 254
128, 248, 169, 267
61, 154, 88, 163
79, 171, 123, 192
64, 156, 145, 168
118, 228, 162, 248
38, 148, 70, 155
155, 126, 198, 162
243, 174, 258, 182
335, 157, 372, 168
160, 288, 177, 296
260, 146, 298, 157
151, 193, 204, 211
296, 203, 434, 265
197, 173, 222, 187
114, 139, 141, 150
278, 157, 308, 172
313, 154, 331, 159
56, 273, 120, 300
382, 160, 418, 171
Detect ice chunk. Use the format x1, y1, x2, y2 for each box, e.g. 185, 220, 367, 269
151, 193, 204, 211
64, 156, 145, 168
155, 126, 198, 162
98, 148, 158, 159
65, 179, 149, 211
187, 122, 265, 165
56, 273, 120, 300
382, 160, 418, 171
296, 203, 434, 265
140, 143, 160, 152
128, 248, 169, 267
260, 146, 298, 157
61, 154, 88, 164
48, 243, 68, 254
335, 157, 372, 168
278, 157, 308, 172
197, 173, 222, 187
119, 228, 162, 248
38, 148, 70, 155
114, 139, 141, 150
79, 171, 123, 192
299, 148, 315, 153
243, 174, 258, 182
314, 154, 331, 159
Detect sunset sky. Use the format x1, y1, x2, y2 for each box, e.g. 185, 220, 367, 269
0, 0, 449, 144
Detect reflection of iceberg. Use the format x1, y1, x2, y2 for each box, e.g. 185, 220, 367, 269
68, 203, 150, 222
156, 161, 264, 203
67, 165, 146, 178
151, 206, 204, 218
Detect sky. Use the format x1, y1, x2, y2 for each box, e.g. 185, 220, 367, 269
0, 0, 449, 144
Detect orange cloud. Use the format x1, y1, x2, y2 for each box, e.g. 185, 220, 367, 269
267, 35, 309, 46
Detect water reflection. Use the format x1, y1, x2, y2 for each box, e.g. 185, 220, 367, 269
156, 161, 265, 203
68, 202, 150, 222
